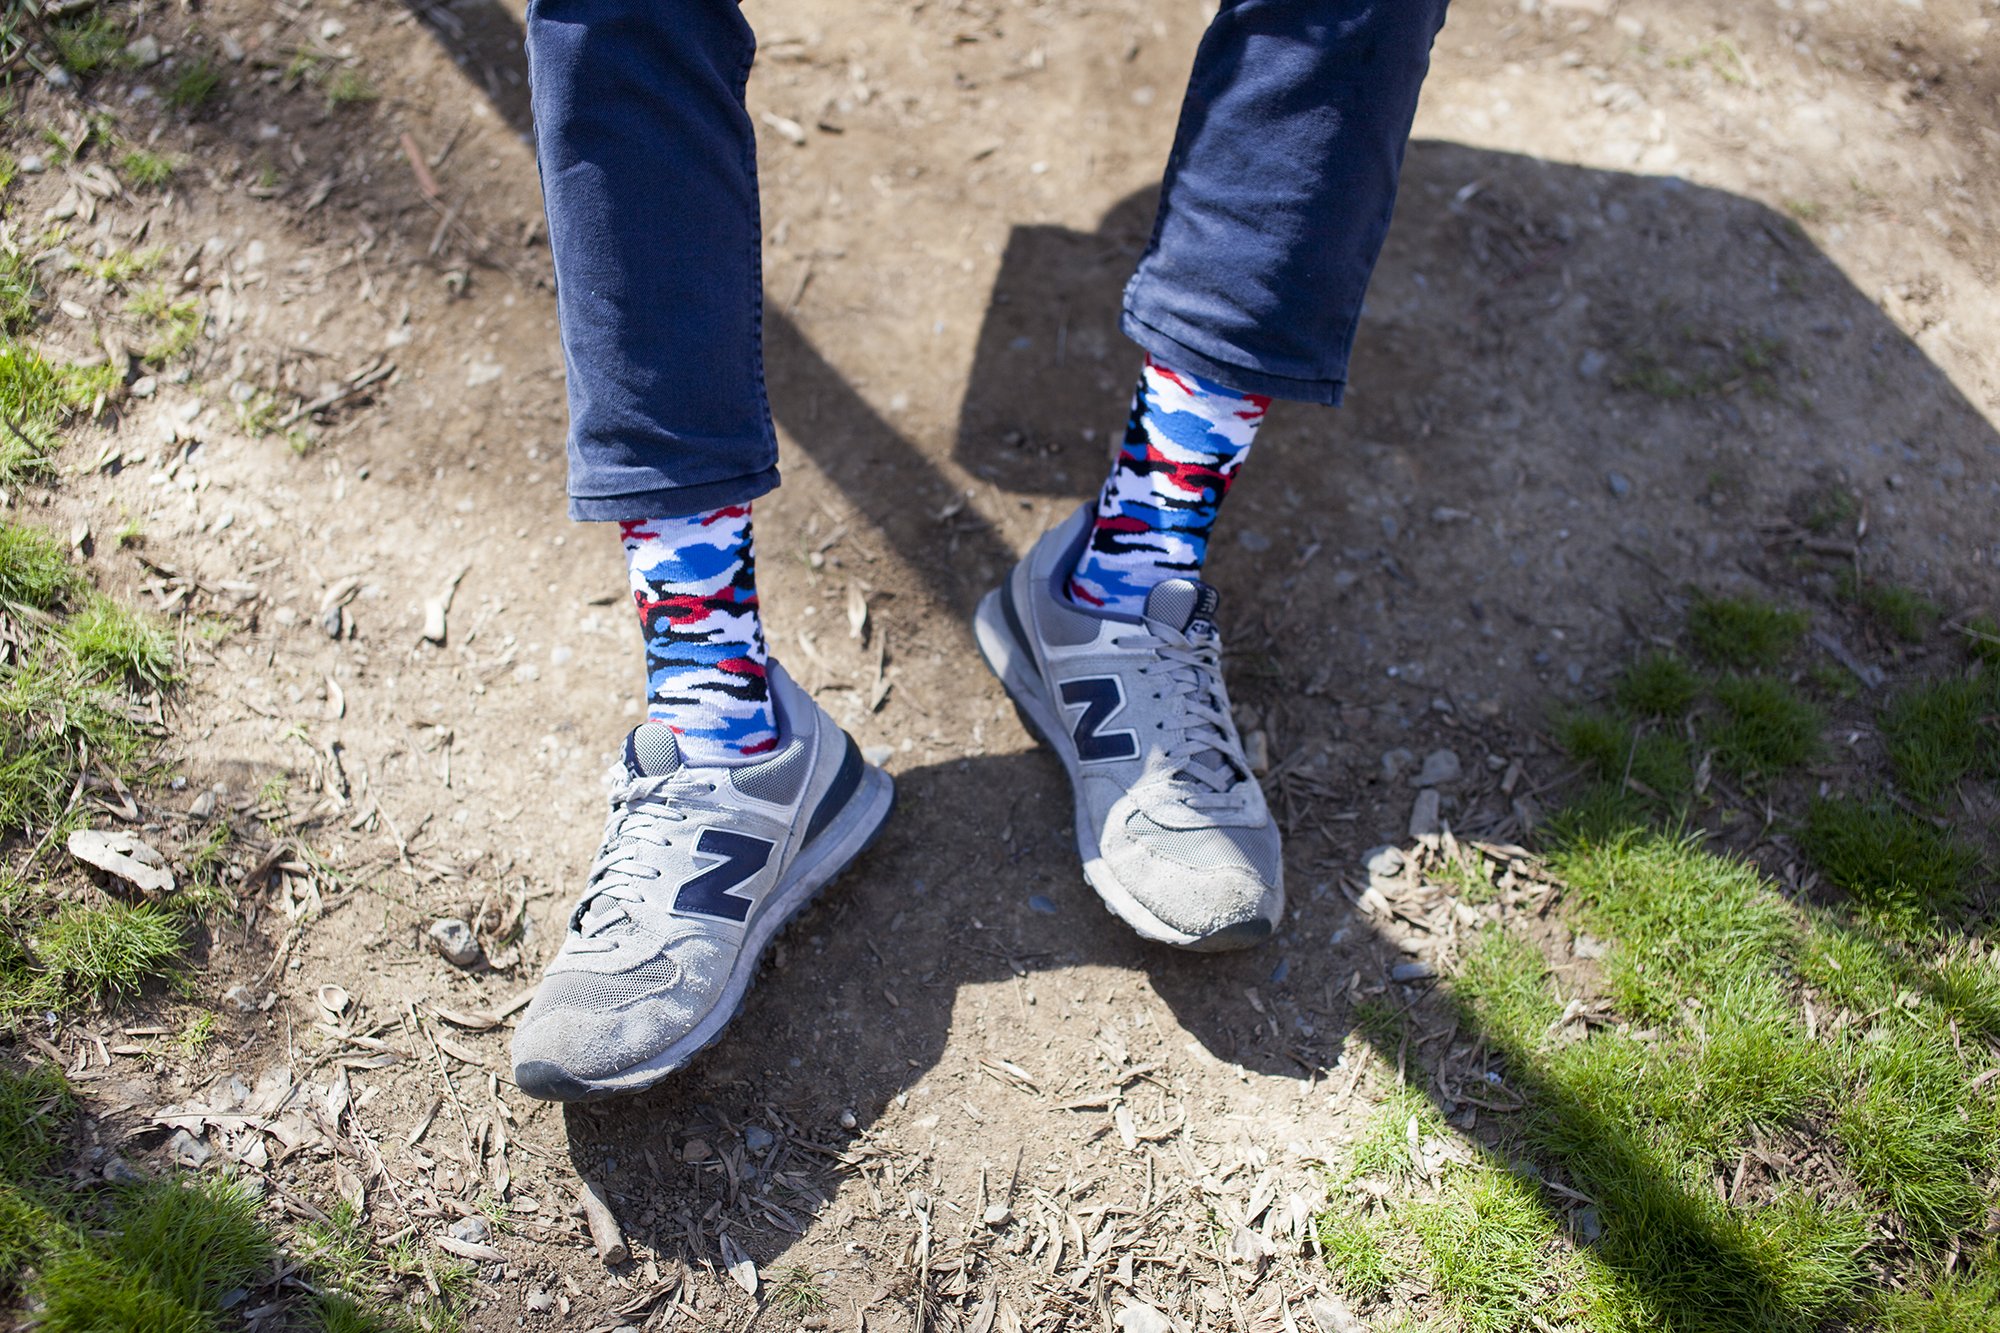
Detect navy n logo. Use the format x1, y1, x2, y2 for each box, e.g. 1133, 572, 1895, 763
674, 829, 774, 922
1059, 677, 1139, 762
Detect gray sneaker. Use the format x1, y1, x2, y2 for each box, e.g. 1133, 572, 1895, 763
511, 661, 893, 1101
972, 503, 1282, 951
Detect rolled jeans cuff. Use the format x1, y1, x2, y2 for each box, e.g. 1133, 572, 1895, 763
1118, 306, 1347, 407
568, 464, 781, 522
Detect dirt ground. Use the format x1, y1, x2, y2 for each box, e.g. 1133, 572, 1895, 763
9, 0, 2000, 1325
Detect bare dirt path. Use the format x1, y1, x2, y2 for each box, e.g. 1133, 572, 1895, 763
10, 0, 1999, 1325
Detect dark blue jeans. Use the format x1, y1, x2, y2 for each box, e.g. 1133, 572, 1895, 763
527, 0, 1449, 521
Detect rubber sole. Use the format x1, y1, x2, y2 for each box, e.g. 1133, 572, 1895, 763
972, 586, 1272, 952
514, 762, 896, 1102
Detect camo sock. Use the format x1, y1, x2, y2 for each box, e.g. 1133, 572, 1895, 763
619, 505, 778, 766
1067, 355, 1268, 618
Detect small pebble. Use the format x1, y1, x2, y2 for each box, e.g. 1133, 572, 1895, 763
1407, 789, 1442, 840
1379, 747, 1415, 781
448, 1215, 491, 1245
427, 918, 481, 968
837, 1108, 857, 1130
102, 1156, 146, 1184
525, 1289, 554, 1313
1390, 961, 1436, 983
221, 983, 258, 1014
1027, 894, 1057, 916
1606, 471, 1632, 498
743, 1125, 774, 1153
1411, 748, 1462, 788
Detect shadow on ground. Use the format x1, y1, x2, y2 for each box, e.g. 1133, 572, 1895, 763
391, 4, 2000, 1323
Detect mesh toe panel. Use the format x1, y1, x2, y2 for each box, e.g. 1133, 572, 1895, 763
1123, 814, 1281, 881
528, 956, 683, 1015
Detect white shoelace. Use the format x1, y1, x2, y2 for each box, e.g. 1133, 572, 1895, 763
571, 775, 716, 937
1119, 628, 1250, 806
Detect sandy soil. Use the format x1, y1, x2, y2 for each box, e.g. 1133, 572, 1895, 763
9, 0, 2000, 1325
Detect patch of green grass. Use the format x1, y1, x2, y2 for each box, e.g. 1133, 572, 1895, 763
1872, 1249, 2000, 1331
1317, 1210, 1396, 1300
47, 13, 129, 77
1834, 1026, 2000, 1248
768, 1265, 831, 1317
0, 250, 37, 336
1405, 1170, 1591, 1333
0, 523, 79, 609
1345, 1082, 1449, 1187
0, 651, 142, 835
118, 149, 177, 190
325, 70, 378, 107
1549, 830, 1794, 1025
0, 1060, 76, 1182
1553, 708, 1692, 804
1613, 652, 1701, 718
1803, 487, 1856, 535
174, 1011, 217, 1058
1963, 615, 2000, 669
60, 596, 176, 687
31, 902, 184, 1004
1799, 797, 1976, 938
1806, 660, 1860, 701
1880, 677, 2000, 804
164, 57, 223, 112
0, 340, 116, 482
102, 1175, 272, 1311
1708, 674, 1822, 779
1841, 575, 1941, 644
302, 1200, 474, 1333
1687, 594, 1808, 670
1453, 928, 1562, 1039
126, 286, 202, 363
81, 245, 165, 286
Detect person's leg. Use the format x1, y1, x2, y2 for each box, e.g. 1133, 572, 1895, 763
528, 0, 780, 762
514, 1, 894, 1102
1070, 0, 1449, 619
1121, 0, 1452, 406
527, 0, 777, 518
977, 0, 1448, 951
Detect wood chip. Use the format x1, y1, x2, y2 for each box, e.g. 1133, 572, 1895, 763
435, 1235, 505, 1263
577, 1178, 628, 1265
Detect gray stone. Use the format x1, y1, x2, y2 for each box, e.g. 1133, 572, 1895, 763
428, 918, 481, 968
1362, 845, 1404, 882
1408, 788, 1442, 840
1606, 470, 1632, 498
1391, 961, 1437, 983
167, 1128, 211, 1167
743, 1125, 775, 1153
102, 1155, 146, 1184
448, 1215, 491, 1245
525, 1289, 554, 1313
124, 35, 162, 66
1379, 747, 1415, 781
222, 984, 258, 1014
1411, 748, 1462, 788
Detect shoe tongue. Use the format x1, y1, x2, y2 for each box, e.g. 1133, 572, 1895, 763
623, 723, 684, 778
1143, 579, 1221, 638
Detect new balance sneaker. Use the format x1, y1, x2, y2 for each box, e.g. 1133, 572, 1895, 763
511, 661, 893, 1101
972, 503, 1282, 951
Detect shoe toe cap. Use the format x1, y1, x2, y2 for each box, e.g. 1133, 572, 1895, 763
1101, 815, 1283, 944
509, 941, 728, 1098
